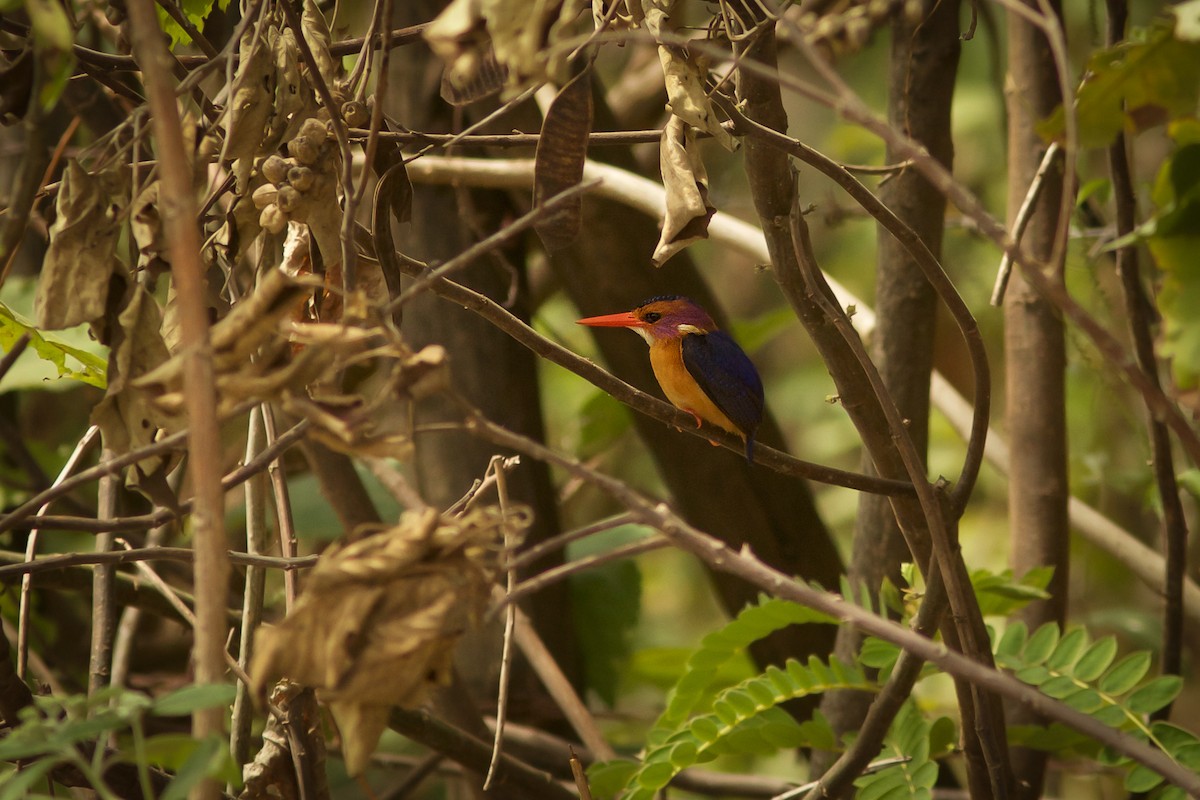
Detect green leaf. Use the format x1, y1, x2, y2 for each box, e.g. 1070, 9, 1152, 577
0, 757, 59, 800
0, 300, 107, 390
996, 621, 1029, 660
1125, 676, 1183, 714
151, 684, 237, 718
1100, 652, 1152, 695
160, 736, 236, 800
1074, 637, 1119, 682
586, 760, 638, 799
1046, 627, 1089, 672
571, 530, 642, 707
1124, 763, 1166, 793
1039, 22, 1200, 147
1023, 622, 1060, 665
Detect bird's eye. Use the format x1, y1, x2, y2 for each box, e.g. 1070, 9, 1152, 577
643, 312, 662, 323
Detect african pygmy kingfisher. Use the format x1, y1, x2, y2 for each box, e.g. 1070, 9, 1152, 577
577, 296, 765, 461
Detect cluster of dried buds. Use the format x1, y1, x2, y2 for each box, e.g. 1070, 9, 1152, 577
252, 117, 336, 234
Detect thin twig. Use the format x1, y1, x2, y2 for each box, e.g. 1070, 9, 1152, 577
0, 547, 318, 580
387, 180, 601, 312
502, 536, 669, 609
232, 408, 270, 766
261, 406, 301, 609
88, 454, 119, 701
989, 142, 1061, 306
483, 457, 518, 791
505, 512, 638, 572
17, 425, 101, 679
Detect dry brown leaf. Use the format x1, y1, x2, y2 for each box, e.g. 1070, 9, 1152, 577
653, 115, 715, 265
250, 505, 524, 775
425, 0, 577, 97
35, 160, 127, 330
534, 67, 594, 251
90, 286, 179, 476
239, 682, 328, 800
300, 0, 337, 89
641, 0, 735, 151
223, 25, 276, 165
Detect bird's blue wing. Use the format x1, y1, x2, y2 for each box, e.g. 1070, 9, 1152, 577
681, 331, 765, 454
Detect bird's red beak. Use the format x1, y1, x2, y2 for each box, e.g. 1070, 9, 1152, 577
576, 311, 643, 328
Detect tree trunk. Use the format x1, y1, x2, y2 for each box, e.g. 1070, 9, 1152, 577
816, 0, 960, 769
1004, 1, 1070, 796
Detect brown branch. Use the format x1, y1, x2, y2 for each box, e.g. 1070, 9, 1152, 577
717, 104, 990, 515
0, 17, 429, 72
115, 0, 229, 770
386, 179, 602, 312
388, 708, 577, 800
385, 255, 909, 495
1105, 0, 1187, 715
5, 419, 309, 537
0, 547, 317, 580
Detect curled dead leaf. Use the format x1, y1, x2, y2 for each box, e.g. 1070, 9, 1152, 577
653, 115, 715, 265
425, 0, 578, 97
36, 160, 128, 330
250, 505, 526, 775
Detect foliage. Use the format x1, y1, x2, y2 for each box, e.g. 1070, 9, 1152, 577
0, 299, 107, 389
997, 621, 1199, 796
0, 684, 238, 798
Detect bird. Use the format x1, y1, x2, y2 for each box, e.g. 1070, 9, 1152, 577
577, 295, 765, 461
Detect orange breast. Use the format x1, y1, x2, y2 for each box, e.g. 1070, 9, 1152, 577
649, 339, 741, 436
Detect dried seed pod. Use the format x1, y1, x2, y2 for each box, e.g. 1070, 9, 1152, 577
275, 185, 301, 213
288, 137, 320, 165
260, 204, 287, 234
287, 166, 315, 192
298, 117, 327, 147
252, 183, 279, 209
342, 100, 368, 128
262, 155, 291, 185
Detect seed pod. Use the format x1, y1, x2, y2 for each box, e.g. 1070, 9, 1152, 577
287, 166, 315, 192
251, 183, 278, 209
298, 117, 327, 147
288, 137, 320, 165
260, 204, 287, 235
275, 185, 301, 213
262, 155, 290, 185
342, 100, 368, 128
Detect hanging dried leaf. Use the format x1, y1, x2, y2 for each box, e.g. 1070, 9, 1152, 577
267, 25, 315, 149
222, 25, 277, 165
641, 1, 735, 150
426, 0, 577, 97
300, 0, 337, 89
440, 47, 507, 106
130, 181, 169, 281
653, 116, 715, 265
485, 0, 577, 92
281, 338, 447, 458
36, 160, 127, 330
425, 0, 495, 93
90, 286, 178, 473
133, 268, 314, 417
534, 67, 594, 251
250, 505, 524, 775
